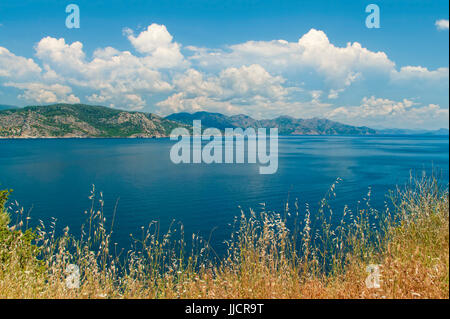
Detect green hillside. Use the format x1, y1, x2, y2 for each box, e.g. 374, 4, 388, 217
0, 104, 186, 138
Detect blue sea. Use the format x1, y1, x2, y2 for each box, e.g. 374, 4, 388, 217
0, 136, 448, 252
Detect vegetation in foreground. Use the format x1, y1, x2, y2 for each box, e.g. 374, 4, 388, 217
0, 174, 448, 299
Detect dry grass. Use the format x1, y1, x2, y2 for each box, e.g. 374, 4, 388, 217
0, 174, 448, 299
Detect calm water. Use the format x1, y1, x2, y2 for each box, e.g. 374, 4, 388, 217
0, 136, 448, 252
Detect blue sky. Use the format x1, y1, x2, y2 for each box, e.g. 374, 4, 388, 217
0, 0, 448, 129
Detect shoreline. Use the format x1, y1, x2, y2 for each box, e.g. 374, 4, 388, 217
0, 135, 167, 139
0, 134, 448, 140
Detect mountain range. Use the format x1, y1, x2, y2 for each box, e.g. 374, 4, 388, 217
375, 128, 449, 136
166, 111, 377, 135
0, 104, 448, 138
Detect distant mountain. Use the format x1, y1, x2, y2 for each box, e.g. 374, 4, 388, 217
167, 112, 240, 131
0, 104, 18, 111
166, 112, 376, 135
0, 104, 187, 138
433, 128, 450, 136
377, 128, 449, 136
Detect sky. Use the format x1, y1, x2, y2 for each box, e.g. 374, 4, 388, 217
0, 0, 448, 129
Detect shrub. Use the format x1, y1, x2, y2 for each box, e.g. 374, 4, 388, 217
0, 189, 44, 285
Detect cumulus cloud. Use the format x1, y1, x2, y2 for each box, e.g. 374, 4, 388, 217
35, 37, 86, 73
157, 93, 239, 114
169, 64, 290, 100
328, 89, 344, 99
88, 92, 146, 110
157, 64, 297, 116
327, 96, 449, 129
0, 25, 447, 128
0, 47, 42, 80
33, 35, 174, 109
391, 66, 449, 82
435, 19, 449, 31
124, 24, 186, 69
4, 82, 80, 104
219, 64, 289, 99
188, 29, 395, 89
35, 37, 173, 90
0, 24, 184, 109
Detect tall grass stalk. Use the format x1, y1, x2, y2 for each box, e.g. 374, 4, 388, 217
0, 174, 448, 299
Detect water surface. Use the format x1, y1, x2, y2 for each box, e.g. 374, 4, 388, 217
0, 136, 448, 251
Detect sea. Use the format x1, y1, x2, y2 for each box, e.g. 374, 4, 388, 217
0, 136, 448, 253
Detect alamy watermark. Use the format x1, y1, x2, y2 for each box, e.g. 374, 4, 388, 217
365, 264, 381, 289
169, 121, 278, 175
365, 4, 380, 29
65, 4, 80, 29
65, 264, 80, 289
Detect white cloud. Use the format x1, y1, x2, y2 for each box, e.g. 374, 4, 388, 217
0, 47, 42, 80
35, 37, 86, 73
328, 89, 344, 99
32, 35, 174, 109
171, 68, 223, 97
157, 64, 296, 116
219, 64, 289, 99
435, 19, 449, 31
124, 24, 186, 69
327, 96, 449, 129
35, 37, 172, 91
90, 93, 146, 110
310, 90, 323, 103
157, 93, 239, 114
4, 82, 80, 104
188, 29, 395, 89
1, 31, 178, 109
0, 25, 447, 129
391, 66, 449, 82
